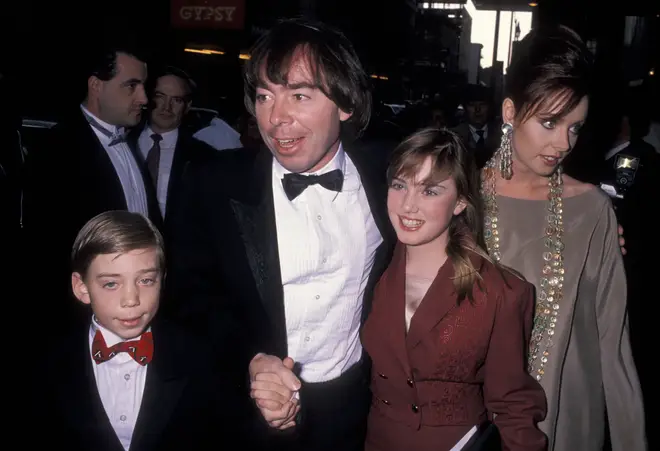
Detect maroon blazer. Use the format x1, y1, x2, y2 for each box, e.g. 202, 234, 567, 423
362, 244, 547, 451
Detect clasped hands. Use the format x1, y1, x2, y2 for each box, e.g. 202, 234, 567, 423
249, 353, 302, 430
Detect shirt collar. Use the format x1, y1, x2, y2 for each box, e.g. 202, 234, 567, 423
145, 125, 179, 148
469, 124, 488, 134
80, 104, 124, 136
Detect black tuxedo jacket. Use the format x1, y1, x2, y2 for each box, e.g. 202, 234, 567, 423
162, 143, 396, 448
22, 111, 162, 328
24, 110, 162, 234
29, 317, 252, 451
163, 143, 396, 369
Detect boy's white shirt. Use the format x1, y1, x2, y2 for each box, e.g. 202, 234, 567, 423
89, 317, 150, 451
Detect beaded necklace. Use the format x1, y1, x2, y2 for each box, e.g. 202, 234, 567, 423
481, 158, 566, 381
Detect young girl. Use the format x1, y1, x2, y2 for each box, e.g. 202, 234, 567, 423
362, 128, 547, 451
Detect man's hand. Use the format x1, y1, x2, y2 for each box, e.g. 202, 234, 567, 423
249, 353, 301, 429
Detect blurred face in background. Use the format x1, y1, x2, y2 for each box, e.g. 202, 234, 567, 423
430, 108, 447, 129
150, 75, 191, 133
466, 100, 489, 128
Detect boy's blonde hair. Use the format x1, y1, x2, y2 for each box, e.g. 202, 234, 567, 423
71, 211, 164, 278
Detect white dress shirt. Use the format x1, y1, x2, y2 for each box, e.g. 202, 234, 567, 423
138, 127, 178, 216
80, 105, 150, 217
272, 144, 383, 382
89, 319, 149, 451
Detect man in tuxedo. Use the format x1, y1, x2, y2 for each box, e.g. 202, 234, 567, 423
164, 18, 395, 451
132, 66, 217, 233
22, 42, 161, 330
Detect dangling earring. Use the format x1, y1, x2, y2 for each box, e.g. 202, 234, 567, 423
498, 123, 513, 180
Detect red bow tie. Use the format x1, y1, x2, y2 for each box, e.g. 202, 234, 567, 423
92, 329, 154, 366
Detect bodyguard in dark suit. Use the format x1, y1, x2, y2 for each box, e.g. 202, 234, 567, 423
31, 211, 247, 451
22, 43, 160, 329
164, 18, 396, 451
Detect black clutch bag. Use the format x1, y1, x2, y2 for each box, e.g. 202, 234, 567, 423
460, 421, 501, 451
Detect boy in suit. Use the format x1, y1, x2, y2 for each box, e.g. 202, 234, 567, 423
31, 210, 251, 451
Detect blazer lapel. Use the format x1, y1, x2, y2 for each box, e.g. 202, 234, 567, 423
129, 323, 187, 451
229, 150, 288, 357
405, 256, 458, 350
380, 244, 413, 374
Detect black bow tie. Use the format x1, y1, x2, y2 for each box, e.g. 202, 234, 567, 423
281, 169, 344, 201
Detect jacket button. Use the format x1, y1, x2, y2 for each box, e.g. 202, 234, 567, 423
411, 404, 419, 413
382, 399, 391, 405
378, 373, 388, 379
406, 378, 414, 387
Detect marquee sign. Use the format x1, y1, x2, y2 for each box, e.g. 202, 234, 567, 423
171, 0, 245, 29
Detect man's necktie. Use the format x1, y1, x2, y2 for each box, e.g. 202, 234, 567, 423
281, 169, 344, 201
91, 329, 154, 366
83, 112, 126, 146
146, 134, 162, 190
475, 130, 485, 149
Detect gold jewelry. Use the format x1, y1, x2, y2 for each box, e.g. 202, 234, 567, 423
481, 156, 565, 382
498, 123, 514, 180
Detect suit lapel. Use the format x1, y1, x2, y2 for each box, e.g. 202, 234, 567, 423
165, 137, 188, 212
345, 143, 396, 322
229, 150, 288, 357
55, 321, 124, 451
345, 144, 394, 243
78, 115, 128, 211
405, 256, 458, 350
130, 323, 187, 451
78, 115, 162, 227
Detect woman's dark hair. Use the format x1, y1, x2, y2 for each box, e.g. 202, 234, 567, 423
243, 17, 372, 138
505, 25, 594, 122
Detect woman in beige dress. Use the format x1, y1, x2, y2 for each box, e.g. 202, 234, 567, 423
481, 25, 646, 450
